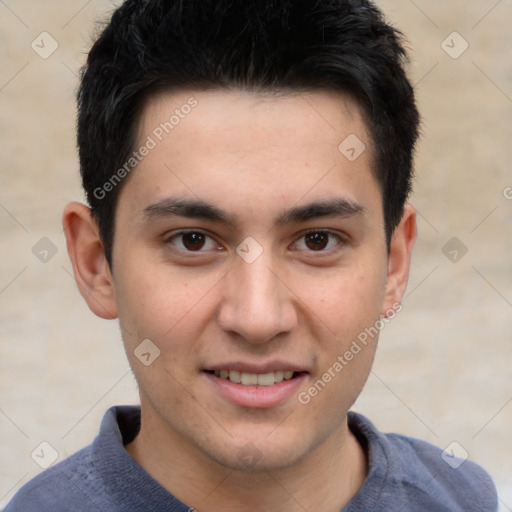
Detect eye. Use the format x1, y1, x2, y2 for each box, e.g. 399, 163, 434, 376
293, 231, 342, 251
167, 231, 222, 252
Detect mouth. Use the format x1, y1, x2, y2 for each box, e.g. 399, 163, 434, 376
204, 369, 305, 387
202, 366, 309, 408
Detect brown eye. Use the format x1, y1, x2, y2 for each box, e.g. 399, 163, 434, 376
182, 232, 206, 251
292, 230, 342, 253
304, 232, 329, 250
168, 231, 221, 252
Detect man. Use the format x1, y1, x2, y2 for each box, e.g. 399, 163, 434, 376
6, 0, 497, 510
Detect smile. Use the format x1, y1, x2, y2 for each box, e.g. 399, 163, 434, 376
203, 368, 308, 408
210, 369, 296, 386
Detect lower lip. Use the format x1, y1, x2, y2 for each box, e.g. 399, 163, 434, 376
203, 372, 308, 409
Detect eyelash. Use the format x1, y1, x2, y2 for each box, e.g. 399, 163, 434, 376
165, 230, 223, 253
165, 229, 346, 254
291, 230, 344, 253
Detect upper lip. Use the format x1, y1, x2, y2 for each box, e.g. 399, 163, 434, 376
204, 361, 309, 374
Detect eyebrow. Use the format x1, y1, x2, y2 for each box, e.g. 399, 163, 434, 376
141, 197, 365, 226
142, 198, 237, 225
277, 198, 365, 224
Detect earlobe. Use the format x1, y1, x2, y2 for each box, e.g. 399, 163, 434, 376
381, 205, 417, 316
62, 202, 118, 320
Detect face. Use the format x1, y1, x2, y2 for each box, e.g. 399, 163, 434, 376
80, 89, 413, 473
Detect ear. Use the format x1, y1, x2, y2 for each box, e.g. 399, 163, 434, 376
62, 202, 118, 319
381, 204, 417, 316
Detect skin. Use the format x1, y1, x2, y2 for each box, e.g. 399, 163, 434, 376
63, 89, 416, 512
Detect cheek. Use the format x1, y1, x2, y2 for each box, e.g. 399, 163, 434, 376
296, 261, 386, 338
297, 270, 384, 423
112, 258, 220, 348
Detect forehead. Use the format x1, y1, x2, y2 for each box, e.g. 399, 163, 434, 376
119, 88, 380, 222
140, 88, 370, 156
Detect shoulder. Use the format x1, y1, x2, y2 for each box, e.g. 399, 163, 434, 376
4, 406, 188, 512
4, 444, 104, 512
348, 412, 498, 511
386, 432, 497, 510
4, 406, 138, 512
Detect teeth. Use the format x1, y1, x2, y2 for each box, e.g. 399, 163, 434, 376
241, 372, 258, 385
257, 372, 275, 386
229, 370, 241, 383
273, 370, 284, 383
213, 370, 296, 386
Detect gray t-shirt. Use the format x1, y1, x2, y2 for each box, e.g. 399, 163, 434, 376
5, 406, 498, 511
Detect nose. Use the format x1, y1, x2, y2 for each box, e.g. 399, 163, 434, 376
217, 252, 297, 344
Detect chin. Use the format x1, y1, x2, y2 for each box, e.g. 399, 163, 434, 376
200, 431, 314, 474
212, 447, 304, 474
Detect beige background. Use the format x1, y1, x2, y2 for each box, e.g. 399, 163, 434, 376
1, 0, 511, 509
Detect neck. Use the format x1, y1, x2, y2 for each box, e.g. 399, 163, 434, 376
126, 407, 367, 512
